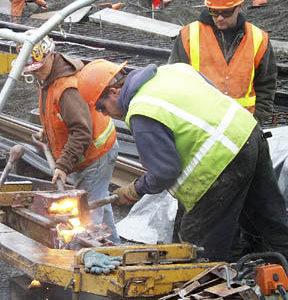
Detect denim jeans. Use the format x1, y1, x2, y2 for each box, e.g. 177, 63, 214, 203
71, 141, 120, 244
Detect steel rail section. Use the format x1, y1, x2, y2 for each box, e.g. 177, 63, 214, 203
0, 20, 171, 59
0, 114, 145, 186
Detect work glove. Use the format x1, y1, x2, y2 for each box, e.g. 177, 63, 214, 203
113, 179, 141, 205
83, 250, 122, 274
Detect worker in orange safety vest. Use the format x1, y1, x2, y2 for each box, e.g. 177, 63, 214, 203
9, 0, 47, 17
168, 0, 276, 126
18, 36, 120, 244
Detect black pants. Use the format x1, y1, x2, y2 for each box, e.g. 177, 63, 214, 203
179, 126, 288, 262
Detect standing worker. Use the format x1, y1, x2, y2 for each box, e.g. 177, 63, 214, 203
78, 59, 288, 262
20, 37, 120, 244
10, 0, 47, 17
168, 0, 277, 126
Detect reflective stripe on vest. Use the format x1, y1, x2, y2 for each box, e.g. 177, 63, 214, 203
189, 22, 264, 111
93, 118, 115, 148
126, 63, 256, 210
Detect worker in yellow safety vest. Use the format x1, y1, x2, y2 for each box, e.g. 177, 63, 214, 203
168, 0, 277, 126
77, 59, 288, 263
19, 37, 120, 244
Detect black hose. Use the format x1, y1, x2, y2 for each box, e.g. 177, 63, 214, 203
234, 252, 288, 281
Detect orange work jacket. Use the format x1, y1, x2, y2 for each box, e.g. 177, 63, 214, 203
39, 73, 117, 172
181, 21, 268, 114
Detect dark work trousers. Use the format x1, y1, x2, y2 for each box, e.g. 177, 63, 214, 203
179, 125, 288, 262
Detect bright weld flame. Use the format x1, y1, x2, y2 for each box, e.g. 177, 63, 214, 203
29, 280, 41, 289
48, 198, 78, 215
57, 217, 85, 243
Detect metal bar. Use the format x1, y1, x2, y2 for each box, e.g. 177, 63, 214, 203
0, 114, 146, 186
4, 208, 58, 248
0, 0, 97, 113
0, 20, 171, 58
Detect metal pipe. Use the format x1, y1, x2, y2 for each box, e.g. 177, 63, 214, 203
0, 0, 97, 113
0, 29, 26, 43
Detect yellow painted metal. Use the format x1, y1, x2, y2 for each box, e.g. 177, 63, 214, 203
0, 223, 222, 298
0, 51, 17, 74
0, 190, 34, 206
75, 243, 197, 265
0, 181, 33, 193
82, 262, 220, 297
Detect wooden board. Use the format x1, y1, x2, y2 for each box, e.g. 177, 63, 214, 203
89, 8, 182, 39
30, 6, 92, 23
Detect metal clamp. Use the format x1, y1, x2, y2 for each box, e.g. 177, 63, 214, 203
122, 249, 160, 266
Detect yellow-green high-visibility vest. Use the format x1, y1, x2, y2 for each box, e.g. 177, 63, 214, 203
126, 63, 257, 211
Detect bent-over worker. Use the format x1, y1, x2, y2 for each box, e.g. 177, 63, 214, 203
20, 37, 120, 244
77, 59, 288, 262
168, 0, 277, 126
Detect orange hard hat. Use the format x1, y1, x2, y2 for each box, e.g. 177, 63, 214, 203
78, 59, 127, 106
205, 0, 244, 9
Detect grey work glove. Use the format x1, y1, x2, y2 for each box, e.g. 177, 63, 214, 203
83, 250, 122, 274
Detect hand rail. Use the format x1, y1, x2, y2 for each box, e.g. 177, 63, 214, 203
0, 0, 97, 113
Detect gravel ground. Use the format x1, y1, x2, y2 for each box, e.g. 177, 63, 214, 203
0, 0, 288, 299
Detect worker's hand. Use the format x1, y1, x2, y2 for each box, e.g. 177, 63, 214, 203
38, 129, 46, 142
113, 180, 141, 205
83, 250, 122, 274
52, 168, 67, 185
35, 0, 47, 9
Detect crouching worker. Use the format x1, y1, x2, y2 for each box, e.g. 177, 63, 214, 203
20, 37, 120, 244
77, 59, 288, 262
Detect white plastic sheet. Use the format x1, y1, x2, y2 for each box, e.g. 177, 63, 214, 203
116, 126, 288, 244
265, 126, 288, 204
116, 190, 178, 244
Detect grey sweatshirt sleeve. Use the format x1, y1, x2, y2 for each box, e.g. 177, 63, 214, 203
253, 40, 277, 126
55, 88, 93, 174
168, 33, 190, 64
130, 115, 182, 196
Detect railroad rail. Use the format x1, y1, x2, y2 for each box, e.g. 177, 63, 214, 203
0, 113, 145, 187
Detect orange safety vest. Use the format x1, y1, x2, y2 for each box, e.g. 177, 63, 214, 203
39, 73, 117, 172
181, 21, 268, 114
9, 0, 25, 16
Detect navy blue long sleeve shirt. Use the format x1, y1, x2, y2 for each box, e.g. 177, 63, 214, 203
117, 64, 182, 196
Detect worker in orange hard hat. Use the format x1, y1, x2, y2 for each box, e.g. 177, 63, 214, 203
9, 0, 47, 17
18, 38, 121, 244
77, 59, 288, 262
252, 0, 267, 7
169, 0, 277, 126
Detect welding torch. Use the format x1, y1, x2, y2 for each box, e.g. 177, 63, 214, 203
88, 194, 120, 209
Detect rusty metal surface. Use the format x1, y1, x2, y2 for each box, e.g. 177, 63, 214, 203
5, 207, 59, 248
204, 281, 252, 297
